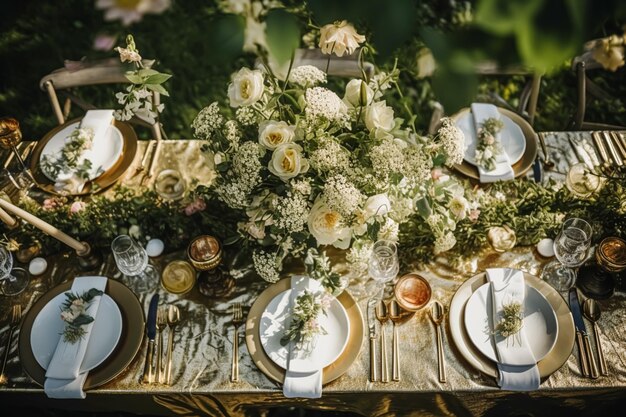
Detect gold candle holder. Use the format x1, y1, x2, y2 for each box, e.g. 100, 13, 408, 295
596, 237, 626, 273
187, 235, 234, 298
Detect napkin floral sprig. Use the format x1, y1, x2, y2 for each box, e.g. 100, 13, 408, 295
474, 117, 505, 171
281, 290, 333, 354
59, 288, 104, 344
40, 127, 95, 181
495, 301, 523, 340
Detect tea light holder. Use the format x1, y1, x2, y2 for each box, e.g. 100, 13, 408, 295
577, 237, 626, 299
394, 273, 432, 311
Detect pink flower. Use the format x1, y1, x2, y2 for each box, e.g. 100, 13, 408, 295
70, 201, 86, 214
468, 209, 481, 222
184, 197, 207, 216
93, 33, 117, 51
42, 198, 59, 211
431, 168, 443, 180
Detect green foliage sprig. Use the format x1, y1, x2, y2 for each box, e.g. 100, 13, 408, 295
40, 127, 95, 181
495, 301, 523, 339
474, 117, 504, 171
280, 289, 330, 354
60, 288, 104, 344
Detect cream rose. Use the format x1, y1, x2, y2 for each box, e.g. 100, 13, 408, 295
364, 193, 391, 219
319, 20, 365, 57
365, 101, 395, 132
228, 67, 265, 107
258, 120, 296, 150
448, 195, 469, 220
343, 79, 374, 107
268, 143, 309, 181
307, 199, 351, 249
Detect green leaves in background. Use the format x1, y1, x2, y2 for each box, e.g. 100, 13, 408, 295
265, 9, 300, 65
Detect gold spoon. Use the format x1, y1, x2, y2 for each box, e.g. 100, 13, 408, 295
165, 305, 181, 385
583, 299, 608, 376
375, 300, 390, 383
429, 300, 446, 383
389, 300, 402, 381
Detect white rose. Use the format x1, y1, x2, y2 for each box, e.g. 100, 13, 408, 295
228, 67, 265, 107
448, 195, 469, 220
258, 120, 296, 150
364, 193, 391, 219
307, 199, 351, 249
343, 79, 374, 107
319, 20, 365, 57
365, 101, 395, 132
268, 143, 309, 181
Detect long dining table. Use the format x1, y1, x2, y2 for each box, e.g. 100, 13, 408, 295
0, 133, 625, 417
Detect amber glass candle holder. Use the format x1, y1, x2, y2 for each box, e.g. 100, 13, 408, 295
578, 237, 626, 299
187, 235, 234, 297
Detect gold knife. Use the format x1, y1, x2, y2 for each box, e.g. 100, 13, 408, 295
601, 131, 623, 166
610, 132, 626, 164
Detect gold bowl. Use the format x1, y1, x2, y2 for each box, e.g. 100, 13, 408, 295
161, 260, 196, 295
394, 273, 432, 311
187, 235, 222, 271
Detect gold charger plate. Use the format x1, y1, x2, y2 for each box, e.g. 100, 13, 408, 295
245, 278, 364, 385
18, 279, 145, 389
449, 272, 575, 379
451, 107, 538, 180
29, 118, 138, 196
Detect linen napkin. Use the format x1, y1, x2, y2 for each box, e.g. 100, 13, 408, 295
471, 103, 514, 183
282, 275, 323, 399
44, 276, 108, 399
486, 268, 540, 391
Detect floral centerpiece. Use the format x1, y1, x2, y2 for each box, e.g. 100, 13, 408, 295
192, 21, 469, 285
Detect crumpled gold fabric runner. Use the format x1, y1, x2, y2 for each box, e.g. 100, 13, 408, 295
1, 137, 625, 416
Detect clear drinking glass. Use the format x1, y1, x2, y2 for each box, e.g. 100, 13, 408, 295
542, 218, 593, 291
0, 247, 29, 296
111, 235, 149, 276
368, 240, 400, 298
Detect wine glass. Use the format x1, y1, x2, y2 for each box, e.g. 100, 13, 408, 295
368, 240, 400, 299
542, 218, 593, 291
111, 235, 155, 291
0, 247, 29, 296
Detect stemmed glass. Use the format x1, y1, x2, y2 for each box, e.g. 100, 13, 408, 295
542, 218, 593, 291
111, 235, 156, 291
368, 240, 400, 299
0, 247, 29, 296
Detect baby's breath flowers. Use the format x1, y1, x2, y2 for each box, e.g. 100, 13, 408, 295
59, 288, 104, 344
495, 301, 524, 339
474, 117, 504, 171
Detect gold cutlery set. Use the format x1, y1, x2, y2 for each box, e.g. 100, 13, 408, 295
142, 294, 180, 385
591, 131, 626, 168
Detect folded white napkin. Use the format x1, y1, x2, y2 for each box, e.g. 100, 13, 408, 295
282, 275, 323, 399
79, 110, 114, 145
471, 103, 514, 183
44, 276, 108, 399
486, 268, 540, 391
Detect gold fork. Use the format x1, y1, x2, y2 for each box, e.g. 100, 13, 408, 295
231, 302, 244, 382
156, 307, 167, 384
0, 305, 22, 384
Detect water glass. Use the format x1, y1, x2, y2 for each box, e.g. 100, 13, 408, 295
111, 235, 149, 276
0, 247, 29, 296
542, 218, 593, 291
368, 240, 400, 298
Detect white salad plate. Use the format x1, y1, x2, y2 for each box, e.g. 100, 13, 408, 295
464, 282, 558, 363
259, 288, 350, 373
30, 292, 123, 372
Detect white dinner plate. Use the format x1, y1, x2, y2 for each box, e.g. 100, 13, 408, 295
259, 289, 350, 373
464, 282, 558, 363
39, 121, 124, 182
30, 292, 123, 372
456, 110, 526, 166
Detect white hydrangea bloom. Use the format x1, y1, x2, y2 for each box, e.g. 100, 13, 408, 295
215, 181, 252, 209
252, 250, 281, 283
322, 175, 364, 219
232, 142, 264, 190
368, 139, 405, 179
235, 106, 257, 126
309, 138, 350, 174
290, 178, 312, 195
289, 65, 327, 87
192, 102, 223, 139
403, 146, 433, 183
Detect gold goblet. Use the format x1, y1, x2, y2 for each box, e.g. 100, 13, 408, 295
0, 117, 27, 171
187, 235, 234, 298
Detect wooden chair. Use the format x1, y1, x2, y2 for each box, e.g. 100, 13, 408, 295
428, 63, 542, 134
39, 58, 165, 140
570, 51, 626, 131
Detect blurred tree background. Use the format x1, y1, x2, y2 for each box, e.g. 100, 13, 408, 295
1, 0, 625, 141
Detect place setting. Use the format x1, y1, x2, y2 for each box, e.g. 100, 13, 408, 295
28, 109, 138, 196
451, 103, 538, 182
